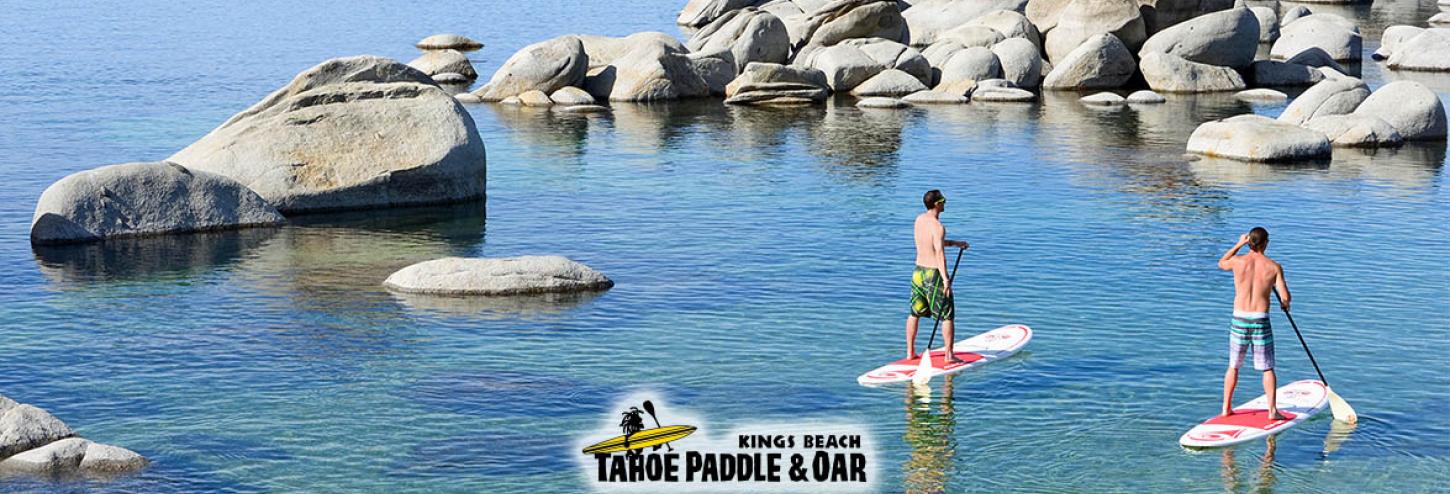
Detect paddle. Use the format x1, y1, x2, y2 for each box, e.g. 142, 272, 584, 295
913, 246, 967, 386
1275, 291, 1358, 424
642, 400, 673, 451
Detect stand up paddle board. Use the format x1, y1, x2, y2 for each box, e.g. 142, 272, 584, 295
1179, 379, 1329, 448
857, 324, 1031, 386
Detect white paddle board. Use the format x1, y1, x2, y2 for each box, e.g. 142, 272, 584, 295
1179, 379, 1329, 448
857, 324, 1032, 386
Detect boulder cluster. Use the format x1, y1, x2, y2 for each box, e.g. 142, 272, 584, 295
0, 394, 147, 477
32, 56, 488, 245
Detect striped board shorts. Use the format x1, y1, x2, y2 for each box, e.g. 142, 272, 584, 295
1228, 311, 1274, 371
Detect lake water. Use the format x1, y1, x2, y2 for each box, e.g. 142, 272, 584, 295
1, 1, 1448, 492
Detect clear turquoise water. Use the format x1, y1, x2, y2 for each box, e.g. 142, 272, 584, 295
1, 1, 1448, 493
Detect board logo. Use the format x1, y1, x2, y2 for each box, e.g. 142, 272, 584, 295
577, 393, 876, 493
581, 400, 696, 457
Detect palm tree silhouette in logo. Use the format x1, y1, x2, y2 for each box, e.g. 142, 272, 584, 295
620, 406, 646, 456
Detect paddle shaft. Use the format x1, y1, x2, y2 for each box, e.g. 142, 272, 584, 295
924, 247, 966, 350
1275, 291, 1330, 387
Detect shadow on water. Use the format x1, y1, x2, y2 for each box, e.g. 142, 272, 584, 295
903, 376, 957, 494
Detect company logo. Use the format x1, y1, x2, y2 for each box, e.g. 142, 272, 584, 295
578, 394, 876, 493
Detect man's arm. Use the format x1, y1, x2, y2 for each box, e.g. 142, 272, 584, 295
1218, 234, 1249, 271
934, 226, 951, 296
945, 239, 969, 249
1275, 264, 1291, 312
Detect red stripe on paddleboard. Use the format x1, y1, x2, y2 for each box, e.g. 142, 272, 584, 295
891, 351, 984, 368
1203, 409, 1297, 430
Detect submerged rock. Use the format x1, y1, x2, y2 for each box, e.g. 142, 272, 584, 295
1234, 88, 1287, 101
1080, 91, 1125, 105
856, 96, 910, 108
973, 86, 1036, 102
476, 36, 589, 101
30, 161, 285, 245
383, 256, 615, 296
902, 90, 970, 104
416, 33, 483, 52
1125, 89, 1166, 103
1187, 115, 1331, 161
1353, 81, 1448, 141
170, 56, 487, 213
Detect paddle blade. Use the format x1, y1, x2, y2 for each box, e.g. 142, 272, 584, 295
1327, 387, 1358, 424
912, 352, 934, 385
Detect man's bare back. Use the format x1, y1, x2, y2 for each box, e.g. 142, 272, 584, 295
914, 212, 946, 274
1219, 235, 1290, 313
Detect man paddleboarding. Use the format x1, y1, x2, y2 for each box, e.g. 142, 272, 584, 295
1217, 227, 1291, 420
906, 190, 969, 362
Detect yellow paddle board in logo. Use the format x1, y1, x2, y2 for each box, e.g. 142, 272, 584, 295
582, 425, 697, 454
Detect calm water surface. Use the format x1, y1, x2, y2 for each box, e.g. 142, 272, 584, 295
1, 1, 1447, 493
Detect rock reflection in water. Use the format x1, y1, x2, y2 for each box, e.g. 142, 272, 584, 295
32, 227, 279, 286
389, 289, 606, 319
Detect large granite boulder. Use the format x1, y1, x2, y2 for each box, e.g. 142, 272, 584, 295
724, 62, 830, 105
799, 38, 929, 91
1187, 115, 1331, 162
678, 0, 764, 27
476, 36, 589, 100
1303, 114, 1404, 148
0, 404, 73, 459
937, 46, 1002, 87
579, 32, 689, 69
1042, 33, 1136, 89
967, 9, 1041, 49
1277, 77, 1370, 126
1248, 6, 1278, 43
1138, 7, 1259, 69
992, 37, 1043, 88
1373, 25, 1425, 61
1249, 60, 1326, 86
1044, 0, 1146, 63
793, 0, 909, 59
1025, 0, 1072, 34
0, 438, 89, 473
383, 256, 614, 295
171, 56, 487, 213
416, 33, 484, 52
407, 50, 477, 80
1352, 81, 1448, 141
1270, 14, 1361, 62
902, 0, 1029, 46
1139, 52, 1245, 92
1386, 30, 1450, 71
688, 8, 792, 73
1137, 0, 1235, 35
606, 42, 713, 101
30, 162, 285, 245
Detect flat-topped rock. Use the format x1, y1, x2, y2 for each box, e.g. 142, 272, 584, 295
170, 56, 486, 213
1235, 88, 1288, 101
416, 33, 483, 52
902, 90, 970, 104
30, 161, 285, 245
857, 97, 910, 108
1187, 114, 1331, 162
973, 87, 1036, 102
407, 50, 476, 80
1125, 90, 1166, 103
724, 62, 829, 105
384, 256, 614, 296
1080, 92, 1126, 105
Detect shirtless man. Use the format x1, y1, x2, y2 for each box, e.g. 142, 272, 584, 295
1217, 227, 1291, 419
906, 190, 969, 362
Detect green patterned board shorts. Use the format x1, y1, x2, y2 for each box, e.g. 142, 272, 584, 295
910, 265, 954, 321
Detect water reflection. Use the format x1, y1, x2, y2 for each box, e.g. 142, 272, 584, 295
902, 375, 956, 494
32, 227, 279, 286
1321, 420, 1358, 457
389, 289, 607, 318
811, 98, 910, 177
1219, 437, 1278, 494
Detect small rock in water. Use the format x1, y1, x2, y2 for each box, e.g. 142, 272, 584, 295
78, 442, 150, 473
0, 438, 89, 473
973, 87, 1036, 102
518, 90, 553, 107
549, 86, 595, 106
453, 92, 482, 104
857, 97, 911, 109
1125, 90, 1166, 104
975, 78, 1016, 91
407, 50, 477, 79
902, 90, 969, 104
417, 33, 483, 52
1235, 88, 1288, 101
1430, 13, 1450, 25
1080, 92, 1126, 105
500, 96, 522, 105
431, 72, 469, 84
852, 69, 929, 97
384, 256, 615, 296
0, 394, 147, 476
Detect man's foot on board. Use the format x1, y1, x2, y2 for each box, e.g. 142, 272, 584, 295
944, 355, 967, 365
1268, 410, 1289, 421
908, 352, 918, 361
1218, 410, 1235, 418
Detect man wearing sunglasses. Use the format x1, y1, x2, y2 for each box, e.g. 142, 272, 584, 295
906, 190, 970, 362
